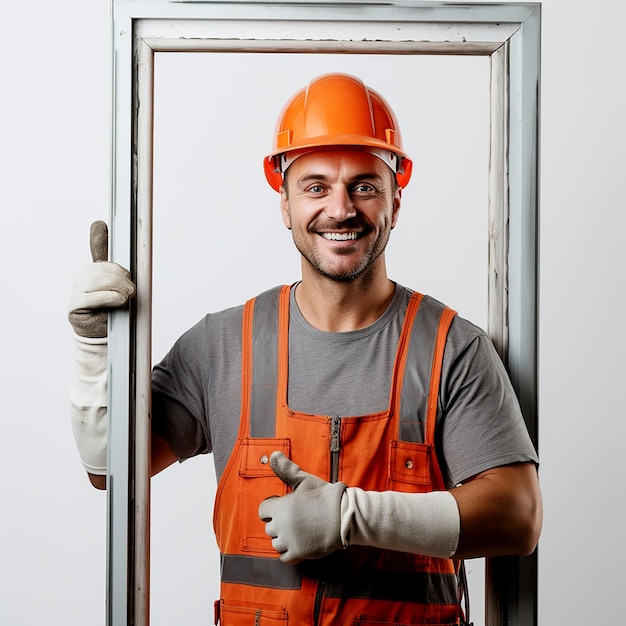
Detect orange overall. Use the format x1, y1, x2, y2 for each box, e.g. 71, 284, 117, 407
214, 285, 462, 625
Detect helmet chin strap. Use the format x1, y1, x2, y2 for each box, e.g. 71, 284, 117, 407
278, 147, 400, 175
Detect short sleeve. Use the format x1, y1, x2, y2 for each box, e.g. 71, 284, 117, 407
438, 318, 539, 487
152, 317, 212, 461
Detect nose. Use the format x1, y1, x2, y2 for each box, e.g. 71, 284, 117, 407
324, 187, 357, 222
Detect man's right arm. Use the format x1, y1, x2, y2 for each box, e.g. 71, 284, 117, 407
69, 221, 177, 489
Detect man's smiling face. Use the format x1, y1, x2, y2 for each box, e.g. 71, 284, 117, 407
280, 150, 401, 283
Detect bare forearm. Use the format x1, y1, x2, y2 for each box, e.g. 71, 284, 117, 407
86, 430, 177, 491
451, 462, 543, 559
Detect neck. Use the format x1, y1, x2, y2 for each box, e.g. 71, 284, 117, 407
295, 264, 396, 332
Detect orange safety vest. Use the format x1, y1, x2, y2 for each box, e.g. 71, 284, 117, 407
214, 285, 463, 625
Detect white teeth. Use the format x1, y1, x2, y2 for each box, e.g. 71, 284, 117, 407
322, 232, 358, 241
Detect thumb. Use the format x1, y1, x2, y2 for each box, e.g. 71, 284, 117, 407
90, 220, 108, 263
270, 451, 306, 490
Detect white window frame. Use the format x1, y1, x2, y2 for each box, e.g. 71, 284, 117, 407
107, 2, 541, 625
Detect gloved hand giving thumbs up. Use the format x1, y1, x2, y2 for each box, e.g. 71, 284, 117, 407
68, 220, 136, 338
259, 451, 461, 565
258, 452, 347, 564
69, 220, 135, 477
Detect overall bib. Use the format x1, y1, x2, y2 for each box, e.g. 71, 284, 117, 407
214, 285, 463, 625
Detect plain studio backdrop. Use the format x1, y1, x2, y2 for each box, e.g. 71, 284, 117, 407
1, 1, 624, 625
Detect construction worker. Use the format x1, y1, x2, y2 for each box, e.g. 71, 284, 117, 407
69, 73, 542, 625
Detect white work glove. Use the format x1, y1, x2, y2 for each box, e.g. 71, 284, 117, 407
68, 220, 135, 474
258, 452, 460, 563
68, 220, 135, 338
341, 487, 461, 559
258, 452, 347, 564
69, 334, 108, 474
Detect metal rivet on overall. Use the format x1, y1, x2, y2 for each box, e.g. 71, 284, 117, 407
405, 458, 414, 470
260, 455, 269, 465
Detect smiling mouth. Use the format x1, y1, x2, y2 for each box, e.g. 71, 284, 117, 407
321, 232, 359, 241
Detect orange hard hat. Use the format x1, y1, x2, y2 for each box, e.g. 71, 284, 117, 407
263, 73, 413, 192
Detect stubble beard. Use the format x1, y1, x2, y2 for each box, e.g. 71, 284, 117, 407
291, 216, 392, 283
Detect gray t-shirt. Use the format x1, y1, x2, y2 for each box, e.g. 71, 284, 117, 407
152, 284, 538, 488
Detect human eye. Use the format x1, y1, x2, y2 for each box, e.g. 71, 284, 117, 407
352, 182, 376, 194
306, 183, 326, 195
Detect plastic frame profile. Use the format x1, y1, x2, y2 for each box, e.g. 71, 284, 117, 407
107, 2, 541, 625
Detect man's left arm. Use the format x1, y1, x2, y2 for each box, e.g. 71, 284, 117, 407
260, 328, 542, 564
259, 452, 541, 564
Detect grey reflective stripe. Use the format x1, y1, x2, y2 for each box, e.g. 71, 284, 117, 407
326, 570, 459, 605
250, 287, 282, 438
221, 554, 302, 590
399, 296, 447, 443
221, 554, 456, 605
399, 296, 445, 443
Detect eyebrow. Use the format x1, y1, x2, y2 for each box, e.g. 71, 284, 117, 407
295, 172, 386, 186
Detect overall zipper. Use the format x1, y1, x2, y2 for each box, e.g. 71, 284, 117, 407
314, 416, 343, 625
329, 415, 342, 483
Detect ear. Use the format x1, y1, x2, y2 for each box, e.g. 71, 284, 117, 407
280, 187, 292, 230
391, 186, 402, 229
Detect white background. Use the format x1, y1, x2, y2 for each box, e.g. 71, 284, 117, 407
151, 49, 489, 624
1, 1, 624, 625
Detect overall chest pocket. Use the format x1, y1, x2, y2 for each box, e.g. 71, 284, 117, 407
387, 440, 432, 492
239, 438, 291, 554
